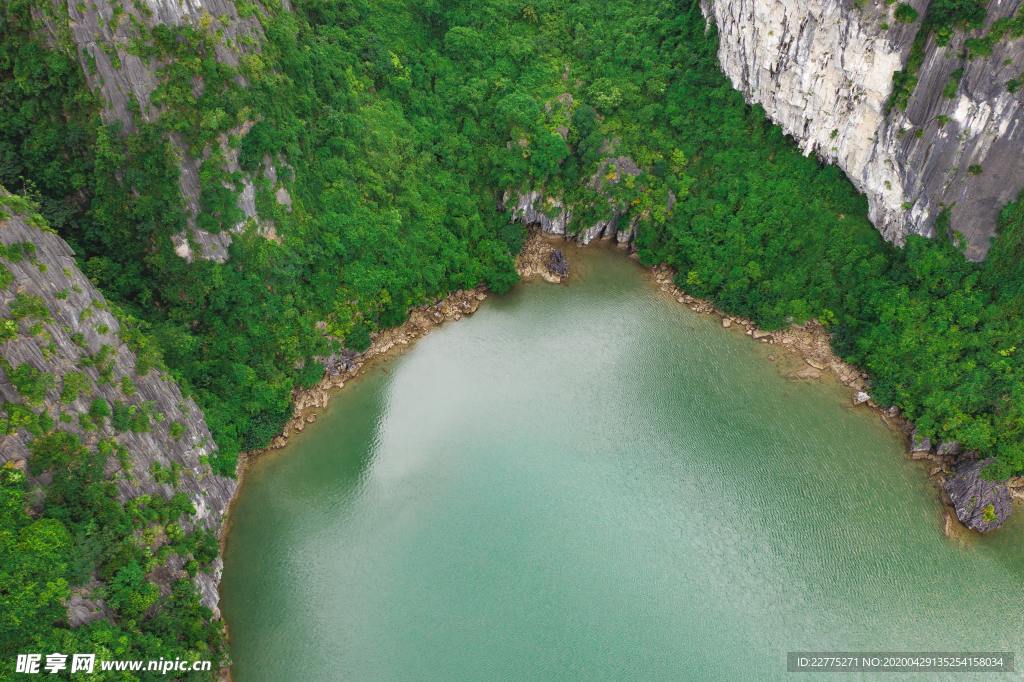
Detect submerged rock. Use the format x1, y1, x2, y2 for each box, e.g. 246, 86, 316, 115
945, 459, 1012, 532
789, 366, 822, 381
547, 249, 569, 279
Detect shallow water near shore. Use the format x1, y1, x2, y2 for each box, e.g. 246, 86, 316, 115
221, 245, 1024, 681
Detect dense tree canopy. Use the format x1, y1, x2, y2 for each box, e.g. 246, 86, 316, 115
2, 0, 1022, 474
0, 0, 1021, 471
3, 0, 1024, 673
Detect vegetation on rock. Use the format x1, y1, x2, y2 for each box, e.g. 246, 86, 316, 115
2, 0, 1022, 472
1, 2, 1024, 669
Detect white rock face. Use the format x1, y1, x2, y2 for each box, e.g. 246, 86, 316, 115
508, 192, 638, 246
511, 191, 571, 235
704, 0, 907, 229
702, 0, 1024, 259
507, 154, 649, 247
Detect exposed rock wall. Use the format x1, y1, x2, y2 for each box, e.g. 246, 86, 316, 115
0, 194, 235, 614
60, 0, 264, 130
507, 157, 647, 247
701, 0, 1024, 259
945, 458, 1012, 532
508, 190, 640, 247
44, 0, 291, 262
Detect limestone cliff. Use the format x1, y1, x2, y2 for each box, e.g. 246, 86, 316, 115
507, 156, 657, 248
701, 0, 1024, 259
40, 0, 291, 262
0, 192, 235, 615
945, 458, 1012, 532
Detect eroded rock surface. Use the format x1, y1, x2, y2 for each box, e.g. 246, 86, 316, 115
0, 194, 236, 614
945, 458, 1012, 532
702, 0, 1024, 259
547, 249, 570, 279
45, 0, 292, 261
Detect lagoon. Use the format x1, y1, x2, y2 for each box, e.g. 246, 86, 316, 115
221, 246, 1024, 680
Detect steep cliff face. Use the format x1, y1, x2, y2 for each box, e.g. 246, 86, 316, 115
0, 192, 235, 615
702, 0, 1024, 259
43, 0, 291, 262
62, 0, 264, 130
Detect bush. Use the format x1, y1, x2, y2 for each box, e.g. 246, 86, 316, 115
7, 363, 53, 404
895, 4, 919, 23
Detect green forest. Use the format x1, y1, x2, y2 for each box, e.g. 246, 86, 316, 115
2, 0, 1024, 674
1, 439, 222, 679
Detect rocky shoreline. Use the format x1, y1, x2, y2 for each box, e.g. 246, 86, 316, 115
647, 263, 1019, 535
222, 229, 1014, 561
216, 228, 1019, 676
505, 182, 1015, 531
266, 287, 491, 449
515, 229, 569, 283
221, 231, 566, 545
217, 247, 523, 680
249, 231, 565, 460
222, 286, 489, 532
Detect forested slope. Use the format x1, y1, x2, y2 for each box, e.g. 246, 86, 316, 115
3, 0, 1024, 673
2, 0, 1024, 509
2, 0, 1022, 476
3, 0, 1023, 477
0, 192, 231, 675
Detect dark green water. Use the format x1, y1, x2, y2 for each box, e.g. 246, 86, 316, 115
221, 246, 1024, 680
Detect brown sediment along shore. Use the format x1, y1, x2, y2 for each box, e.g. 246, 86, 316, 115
238, 231, 565, 465
217, 231, 570, 679
224, 230, 1021, 553
645, 262, 1024, 533
220, 229, 1015, 584
220, 231, 566, 545
217, 230, 1021, 677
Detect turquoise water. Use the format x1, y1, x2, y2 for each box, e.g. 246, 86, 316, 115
221, 246, 1024, 680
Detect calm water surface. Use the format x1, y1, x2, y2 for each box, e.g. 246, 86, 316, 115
221, 246, 1024, 680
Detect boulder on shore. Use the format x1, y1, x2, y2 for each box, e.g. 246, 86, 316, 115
547, 249, 569, 279
944, 458, 1012, 532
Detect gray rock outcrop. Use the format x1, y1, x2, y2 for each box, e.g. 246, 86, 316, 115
911, 428, 933, 452
508, 155, 649, 247
547, 249, 569, 278
701, 0, 1024, 259
44, 0, 292, 262
0, 194, 236, 614
945, 458, 1012, 532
